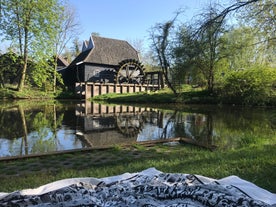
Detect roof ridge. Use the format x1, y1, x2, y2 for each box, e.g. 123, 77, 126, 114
91, 35, 128, 43
83, 47, 94, 63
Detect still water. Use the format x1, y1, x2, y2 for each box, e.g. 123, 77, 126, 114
0, 100, 275, 158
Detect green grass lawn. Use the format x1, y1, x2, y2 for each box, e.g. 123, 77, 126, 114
0, 86, 76, 99
91, 87, 219, 105
0, 143, 275, 193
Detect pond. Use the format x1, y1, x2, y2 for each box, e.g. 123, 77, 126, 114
0, 100, 275, 158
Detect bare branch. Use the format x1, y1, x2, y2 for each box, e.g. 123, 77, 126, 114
196, 0, 260, 36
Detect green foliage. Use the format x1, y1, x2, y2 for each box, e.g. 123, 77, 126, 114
219, 27, 257, 70
173, 5, 228, 92
0, 52, 23, 86
169, 1, 275, 96
0, 0, 63, 91
0, 51, 57, 90
149, 12, 182, 95
0, 86, 76, 99
240, 0, 275, 48
30, 60, 54, 89
173, 25, 208, 90
219, 67, 276, 105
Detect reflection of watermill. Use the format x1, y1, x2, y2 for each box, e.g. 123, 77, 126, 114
116, 113, 144, 137
115, 59, 145, 84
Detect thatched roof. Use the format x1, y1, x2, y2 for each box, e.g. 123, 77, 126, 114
70, 35, 139, 66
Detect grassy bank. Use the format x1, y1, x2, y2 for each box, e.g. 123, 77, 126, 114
0, 142, 275, 193
91, 88, 219, 104
0, 86, 76, 99
91, 86, 276, 106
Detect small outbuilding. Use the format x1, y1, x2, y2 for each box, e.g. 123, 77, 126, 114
56, 56, 69, 70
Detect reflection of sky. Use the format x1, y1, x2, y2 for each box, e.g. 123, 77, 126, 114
57, 126, 84, 149
137, 113, 210, 141
137, 117, 176, 141
137, 123, 164, 141
0, 125, 84, 157
0, 139, 18, 157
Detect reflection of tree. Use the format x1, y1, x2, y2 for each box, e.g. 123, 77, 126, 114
0, 102, 85, 157
270, 113, 276, 130
18, 105, 28, 155
199, 113, 213, 147
3, 104, 63, 156
183, 114, 203, 139
1, 103, 66, 155
159, 111, 214, 147
30, 105, 64, 153
160, 111, 177, 139
141, 110, 163, 128
31, 112, 55, 153
0, 107, 23, 139
213, 107, 276, 148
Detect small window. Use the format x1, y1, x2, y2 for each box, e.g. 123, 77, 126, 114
94, 69, 100, 77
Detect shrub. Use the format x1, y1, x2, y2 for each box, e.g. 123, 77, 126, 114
219, 67, 276, 106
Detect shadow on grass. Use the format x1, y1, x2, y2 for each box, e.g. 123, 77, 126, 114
0, 144, 275, 193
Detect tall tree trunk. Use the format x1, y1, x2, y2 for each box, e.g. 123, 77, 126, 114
18, 58, 27, 91
14, 2, 23, 55
53, 55, 58, 93
0, 75, 5, 88
53, 104, 57, 145
17, 24, 29, 91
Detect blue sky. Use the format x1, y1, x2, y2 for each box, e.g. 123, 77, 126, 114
0, 0, 231, 52
69, 0, 231, 48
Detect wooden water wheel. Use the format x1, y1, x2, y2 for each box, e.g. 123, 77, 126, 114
115, 59, 145, 84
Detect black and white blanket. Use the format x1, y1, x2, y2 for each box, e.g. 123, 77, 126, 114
0, 168, 275, 206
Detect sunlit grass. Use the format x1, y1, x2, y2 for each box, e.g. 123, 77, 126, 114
0, 86, 75, 100
91, 85, 219, 104
92, 90, 177, 104
0, 143, 275, 193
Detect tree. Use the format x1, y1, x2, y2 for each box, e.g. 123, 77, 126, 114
193, 5, 227, 92
198, 0, 259, 30
239, 0, 275, 43
173, 5, 227, 92
70, 37, 82, 60
62, 47, 73, 64
0, 51, 22, 87
52, 2, 80, 92
173, 0, 272, 92
173, 24, 200, 85
149, 12, 182, 95
239, 0, 275, 67
220, 27, 261, 71
196, 0, 275, 67
0, 0, 61, 91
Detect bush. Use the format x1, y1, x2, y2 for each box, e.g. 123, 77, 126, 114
219, 67, 276, 106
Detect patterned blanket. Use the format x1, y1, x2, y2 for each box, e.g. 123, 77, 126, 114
0, 168, 275, 207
